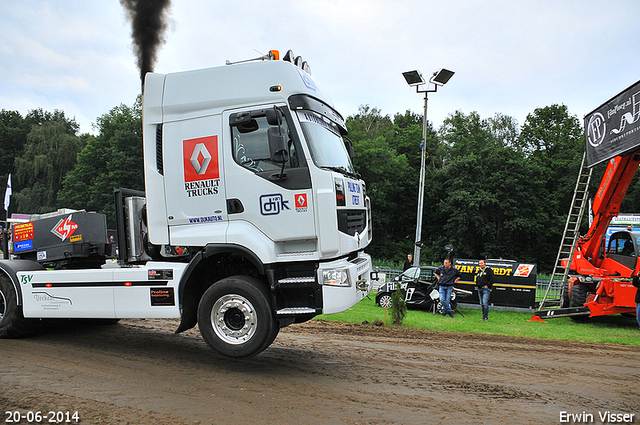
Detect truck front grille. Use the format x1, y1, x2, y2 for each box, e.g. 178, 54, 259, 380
337, 209, 366, 236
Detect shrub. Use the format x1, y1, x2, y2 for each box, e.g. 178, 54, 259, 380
390, 283, 407, 325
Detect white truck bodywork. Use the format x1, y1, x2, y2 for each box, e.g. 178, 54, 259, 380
0, 55, 372, 358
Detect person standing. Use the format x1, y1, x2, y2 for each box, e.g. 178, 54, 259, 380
435, 258, 461, 317
475, 260, 495, 322
403, 254, 413, 271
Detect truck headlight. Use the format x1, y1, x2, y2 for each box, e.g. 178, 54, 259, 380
322, 269, 350, 287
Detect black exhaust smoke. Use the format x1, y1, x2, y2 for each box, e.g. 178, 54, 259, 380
120, 0, 171, 91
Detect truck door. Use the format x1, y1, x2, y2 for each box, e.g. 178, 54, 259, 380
161, 115, 229, 247
224, 107, 317, 252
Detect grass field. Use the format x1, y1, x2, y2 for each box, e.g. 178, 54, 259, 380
316, 292, 640, 346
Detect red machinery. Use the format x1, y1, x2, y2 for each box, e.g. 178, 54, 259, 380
535, 80, 640, 321
562, 153, 640, 319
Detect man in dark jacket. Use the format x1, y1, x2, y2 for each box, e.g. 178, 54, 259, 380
403, 254, 413, 271
475, 259, 495, 321
435, 258, 461, 317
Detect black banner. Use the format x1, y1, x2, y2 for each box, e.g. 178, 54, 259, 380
585, 80, 640, 167
453, 259, 537, 309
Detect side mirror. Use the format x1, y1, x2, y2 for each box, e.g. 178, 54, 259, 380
237, 119, 259, 133
266, 107, 283, 126
268, 127, 289, 164
344, 137, 354, 159
229, 111, 259, 133
230, 111, 251, 125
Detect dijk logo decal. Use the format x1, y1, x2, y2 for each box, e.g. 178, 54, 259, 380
183, 136, 219, 182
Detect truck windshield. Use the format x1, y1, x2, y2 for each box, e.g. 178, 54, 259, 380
297, 111, 356, 175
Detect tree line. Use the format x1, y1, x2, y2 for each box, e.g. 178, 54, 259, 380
0, 98, 144, 226
2, 99, 637, 273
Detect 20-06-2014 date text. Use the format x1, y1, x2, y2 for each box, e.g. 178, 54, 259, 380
4, 411, 79, 424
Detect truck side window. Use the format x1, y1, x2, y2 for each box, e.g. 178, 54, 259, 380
232, 115, 300, 173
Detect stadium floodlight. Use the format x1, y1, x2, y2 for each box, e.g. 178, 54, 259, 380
402, 67, 454, 266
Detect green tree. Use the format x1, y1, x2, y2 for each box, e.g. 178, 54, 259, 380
0, 110, 31, 215
24, 108, 80, 135
425, 111, 551, 265
487, 113, 519, 149
0, 110, 30, 178
391, 110, 442, 172
428, 111, 498, 259
59, 98, 144, 227
348, 106, 416, 261
347, 105, 394, 143
12, 113, 84, 214
389, 111, 443, 265
516, 104, 585, 269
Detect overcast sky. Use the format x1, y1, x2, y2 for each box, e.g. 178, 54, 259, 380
1, 1, 639, 135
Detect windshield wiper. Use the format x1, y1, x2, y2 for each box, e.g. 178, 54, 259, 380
323, 166, 361, 179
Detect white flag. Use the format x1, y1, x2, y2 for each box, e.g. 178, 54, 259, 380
4, 174, 11, 211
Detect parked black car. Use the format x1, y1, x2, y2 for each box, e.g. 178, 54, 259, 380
375, 266, 470, 313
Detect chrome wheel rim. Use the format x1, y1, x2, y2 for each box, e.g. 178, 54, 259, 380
211, 294, 257, 345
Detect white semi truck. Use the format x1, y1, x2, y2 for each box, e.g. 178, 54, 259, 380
0, 51, 372, 358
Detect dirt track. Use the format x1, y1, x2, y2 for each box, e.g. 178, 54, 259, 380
1, 318, 639, 425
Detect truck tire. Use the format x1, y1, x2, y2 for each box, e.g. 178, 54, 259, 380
197, 276, 276, 358
569, 284, 591, 322
0, 275, 41, 338
569, 283, 589, 307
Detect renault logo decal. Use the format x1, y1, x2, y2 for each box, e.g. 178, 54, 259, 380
190, 143, 211, 175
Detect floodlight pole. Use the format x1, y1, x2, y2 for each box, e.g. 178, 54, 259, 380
413, 84, 437, 266
404, 68, 453, 266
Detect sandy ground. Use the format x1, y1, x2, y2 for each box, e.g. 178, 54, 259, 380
1, 318, 639, 425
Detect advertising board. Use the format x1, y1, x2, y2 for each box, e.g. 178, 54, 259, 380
453, 259, 537, 309
585, 80, 640, 167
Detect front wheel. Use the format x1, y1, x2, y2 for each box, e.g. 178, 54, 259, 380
569, 283, 591, 322
197, 276, 276, 358
569, 283, 589, 308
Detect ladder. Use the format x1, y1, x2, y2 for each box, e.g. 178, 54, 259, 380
538, 152, 592, 309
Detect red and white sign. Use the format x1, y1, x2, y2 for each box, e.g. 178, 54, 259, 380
514, 264, 534, 278
51, 215, 78, 241
183, 135, 219, 182
295, 193, 308, 212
